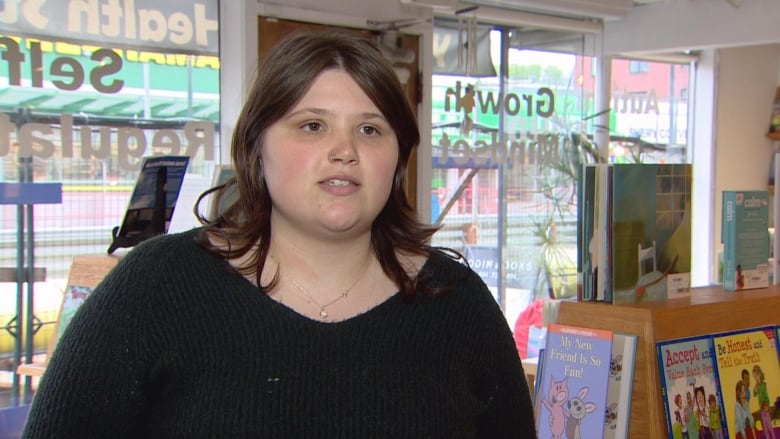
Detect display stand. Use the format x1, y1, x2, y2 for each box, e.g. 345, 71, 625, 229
16, 255, 120, 378
555, 285, 780, 439
0, 173, 62, 404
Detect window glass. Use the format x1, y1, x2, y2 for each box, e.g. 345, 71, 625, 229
430, 21, 692, 357
0, 1, 220, 361
609, 58, 691, 164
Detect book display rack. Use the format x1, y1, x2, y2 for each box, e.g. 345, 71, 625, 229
556, 286, 780, 438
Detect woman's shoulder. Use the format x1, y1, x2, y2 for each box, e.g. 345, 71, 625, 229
94, 228, 230, 307
118, 228, 203, 262
416, 248, 497, 305
423, 248, 479, 281
131, 227, 202, 251
106, 228, 212, 284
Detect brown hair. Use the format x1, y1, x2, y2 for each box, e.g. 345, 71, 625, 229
195, 30, 441, 298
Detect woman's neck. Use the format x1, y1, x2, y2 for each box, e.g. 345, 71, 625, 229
267, 233, 375, 287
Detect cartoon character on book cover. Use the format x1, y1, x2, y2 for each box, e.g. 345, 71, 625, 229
714, 327, 780, 439
57, 286, 94, 341
536, 324, 612, 439
604, 333, 638, 439
658, 335, 727, 439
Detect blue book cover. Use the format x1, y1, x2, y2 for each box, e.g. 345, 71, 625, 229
534, 348, 546, 423
721, 190, 770, 291
536, 323, 613, 439
713, 325, 780, 439
657, 334, 727, 439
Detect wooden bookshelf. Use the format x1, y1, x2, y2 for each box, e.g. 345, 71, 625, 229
555, 285, 780, 439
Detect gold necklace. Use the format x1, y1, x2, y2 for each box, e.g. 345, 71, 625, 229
288, 275, 362, 319
272, 256, 368, 319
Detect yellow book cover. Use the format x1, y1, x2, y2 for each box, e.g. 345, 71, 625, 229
713, 326, 780, 439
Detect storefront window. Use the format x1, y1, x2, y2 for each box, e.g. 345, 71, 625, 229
0, 1, 220, 364
429, 20, 692, 356
608, 58, 690, 164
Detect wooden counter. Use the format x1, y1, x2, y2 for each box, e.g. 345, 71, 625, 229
555, 285, 780, 439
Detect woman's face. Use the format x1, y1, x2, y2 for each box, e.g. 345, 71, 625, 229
262, 69, 399, 240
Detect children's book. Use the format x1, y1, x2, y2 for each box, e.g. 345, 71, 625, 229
656, 334, 727, 439
713, 325, 780, 439
577, 164, 596, 301
721, 190, 770, 291
577, 164, 612, 302
535, 323, 613, 439
611, 164, 692, 304
578, 164, 692, 304
769, 89, 780, 133
595, 164, 613, 302
533, 348, 545, 423
52, 285, 94, 351
604, 332, 638, 439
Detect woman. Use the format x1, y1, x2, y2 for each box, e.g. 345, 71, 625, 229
22, 31, 536, 438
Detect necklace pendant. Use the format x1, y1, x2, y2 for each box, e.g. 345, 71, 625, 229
319, 309, 329, 319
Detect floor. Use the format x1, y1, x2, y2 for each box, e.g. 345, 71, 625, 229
0, 382, 30, 439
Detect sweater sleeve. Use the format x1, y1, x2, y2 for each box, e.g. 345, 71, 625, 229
460, 270, 538, 438
22, 240, 165, 438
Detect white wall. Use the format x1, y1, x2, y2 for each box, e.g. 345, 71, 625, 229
603, 0, 780, 56
218, 0, 257, 164
255, 0, 427, 23
712, 45, 780, 278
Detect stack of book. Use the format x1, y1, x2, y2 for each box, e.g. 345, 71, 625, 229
534, 323, 638, 439
577, 163, 693, 304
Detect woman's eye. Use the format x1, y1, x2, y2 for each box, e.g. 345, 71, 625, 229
301, 121, 323, 132
359, 125, 380, 136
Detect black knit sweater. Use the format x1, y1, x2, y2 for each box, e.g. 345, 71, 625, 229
22, 229, 537, 438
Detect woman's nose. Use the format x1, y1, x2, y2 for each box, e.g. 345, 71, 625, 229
327, 134, 359, 164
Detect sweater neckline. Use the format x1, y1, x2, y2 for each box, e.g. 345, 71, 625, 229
259, 285, 404, 326
193, 230, 445, 326
235, 255, 438, 327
